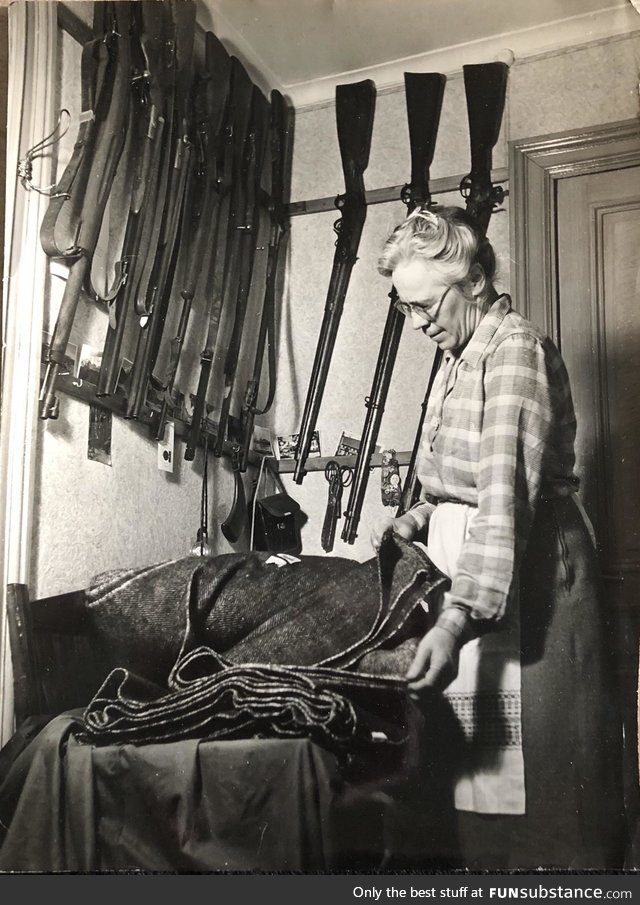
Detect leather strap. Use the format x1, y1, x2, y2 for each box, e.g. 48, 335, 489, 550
39, 35, 109, 258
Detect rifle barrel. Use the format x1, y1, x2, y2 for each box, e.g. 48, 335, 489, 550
341, 301, 404, 543
397, 346, 443, 516
293, 79, 375, 484
292, 257, 359, 484
339, 72, 445, 539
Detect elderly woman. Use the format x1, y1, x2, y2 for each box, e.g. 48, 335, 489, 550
371, 206, 625, 869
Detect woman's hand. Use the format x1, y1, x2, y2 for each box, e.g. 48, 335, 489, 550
370, 513, 417, 551
406, 626, 461, 695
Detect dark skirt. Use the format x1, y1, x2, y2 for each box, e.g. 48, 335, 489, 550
387, 495, 627, 870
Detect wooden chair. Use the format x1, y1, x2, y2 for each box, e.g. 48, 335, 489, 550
6, 583, 110, 726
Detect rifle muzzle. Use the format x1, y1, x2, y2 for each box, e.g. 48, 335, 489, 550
39, 362, 61, 420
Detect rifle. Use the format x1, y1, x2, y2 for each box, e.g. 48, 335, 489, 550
236, 89, 291, 474
151, 32, 232, 441
96, 0, 173, 398
125, 0, 196, 419
214, 87, 270, 544
341, 72, 445, 544
212, 86, 270, 459
183, 56, 253, 461
292, 79, 376, 485
397, 61, 509, 515
39, 3, 131, 420
459, 62, 509, 236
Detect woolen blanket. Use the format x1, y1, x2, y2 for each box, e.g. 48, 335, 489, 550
82, 534, 448, 750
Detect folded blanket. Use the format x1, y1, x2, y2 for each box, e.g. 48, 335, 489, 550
85, 533, 448, 681
83, 647, 410, 753
82, 535, 449, 750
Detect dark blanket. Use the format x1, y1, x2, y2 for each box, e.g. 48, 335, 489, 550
82, 648, 411, 750
82, 534, 448, 750
85, 533, 447, 681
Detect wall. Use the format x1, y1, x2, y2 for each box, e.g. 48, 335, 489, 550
30, 22, 640, 594
266, 31, 640, 564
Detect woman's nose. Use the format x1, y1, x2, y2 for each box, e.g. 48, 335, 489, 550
410, 309, 428, 330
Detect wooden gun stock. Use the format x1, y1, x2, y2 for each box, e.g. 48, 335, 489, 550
341, 72, 445, 543
460, 62, 509, 235
293, 79, 376, 485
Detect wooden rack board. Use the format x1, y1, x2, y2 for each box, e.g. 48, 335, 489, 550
268, 451, 412, 473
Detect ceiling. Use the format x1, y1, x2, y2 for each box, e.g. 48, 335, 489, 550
195, 0, 640, 106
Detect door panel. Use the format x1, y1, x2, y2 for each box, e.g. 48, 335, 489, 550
557, 165, 640, 849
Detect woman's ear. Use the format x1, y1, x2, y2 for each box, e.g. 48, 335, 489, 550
468, 263, 487, 298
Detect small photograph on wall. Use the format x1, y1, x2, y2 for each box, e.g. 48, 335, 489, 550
77, 343, 103, 386
275, 430, 321, 460
335, 432, 381, 457
251, 425, 276, 458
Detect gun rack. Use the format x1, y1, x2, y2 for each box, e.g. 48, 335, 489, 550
269, 451, 412, 474
288, 167, 509, 217
46, 365, 261, 467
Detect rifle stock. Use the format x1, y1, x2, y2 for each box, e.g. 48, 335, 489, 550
460, 62, 508, 235
220, 446, 247, 544
292, 79, 376, 485
399, 61, 509, 516
341, 72, 445, 543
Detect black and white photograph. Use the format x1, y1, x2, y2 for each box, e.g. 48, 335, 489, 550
0, 0, 639, 886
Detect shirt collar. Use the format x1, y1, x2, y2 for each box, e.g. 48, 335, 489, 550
459, 294, 513, 368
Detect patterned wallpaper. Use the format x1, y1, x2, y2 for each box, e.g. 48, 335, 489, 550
31, 29, 640, 592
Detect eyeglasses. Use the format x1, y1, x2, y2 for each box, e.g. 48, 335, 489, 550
392, 284, 453, 323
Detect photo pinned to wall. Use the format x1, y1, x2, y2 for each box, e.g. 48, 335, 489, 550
335, 432, 380, 457
88, 405, 112, 467
275, 430, 321, 460
77, 343, 103, 386
251, 425, 276, 458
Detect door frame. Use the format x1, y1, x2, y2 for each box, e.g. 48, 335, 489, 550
510, 119, 640, 849
510, 118, 640, 344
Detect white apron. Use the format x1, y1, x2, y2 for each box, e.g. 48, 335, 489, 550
424, 502, 525, 816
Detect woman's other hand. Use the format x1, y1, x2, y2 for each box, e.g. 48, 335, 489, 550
406, 626, 461, 694
370, 513, 417, 551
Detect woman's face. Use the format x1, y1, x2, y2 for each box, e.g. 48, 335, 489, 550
392, 258, 486, 352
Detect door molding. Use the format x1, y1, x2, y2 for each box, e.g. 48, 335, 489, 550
510, 118, 640, 343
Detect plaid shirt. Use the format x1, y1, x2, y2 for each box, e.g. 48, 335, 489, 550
406, 295, 579, 632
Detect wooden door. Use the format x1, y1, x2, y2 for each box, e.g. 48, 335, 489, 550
556, 164, 640, 851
